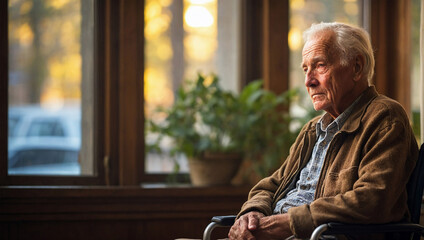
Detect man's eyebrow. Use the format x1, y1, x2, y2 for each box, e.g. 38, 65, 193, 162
300, 56, 327, 68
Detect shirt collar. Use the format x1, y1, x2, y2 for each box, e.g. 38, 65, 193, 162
316, 92, 365, 135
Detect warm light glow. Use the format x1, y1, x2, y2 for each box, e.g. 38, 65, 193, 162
17, 23, 33, 46
46, 0, 72, 9
144, 0, 174, 117
189, 0, 214, 4
19, 1, 33, 15
144, 67, 174, 110
290, 0, 304, 10
184, 6, 214, 28
159, 0, 173, 7
344, 2, 358, 16
41, 88, 65, 111
157, 43, 173, 60
49, 54, 82, 83
184, 35, 217, 61
182, 0, 217, 79
288, 28, 302, 51
145, 17, 171, 39
145, 1, 162, 21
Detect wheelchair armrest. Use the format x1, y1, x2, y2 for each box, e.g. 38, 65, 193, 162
310, 222, 424, 240
203, 215, 236, 240
211, 215, 237, 226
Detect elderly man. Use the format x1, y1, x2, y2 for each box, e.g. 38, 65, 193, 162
228, 22, 418, 240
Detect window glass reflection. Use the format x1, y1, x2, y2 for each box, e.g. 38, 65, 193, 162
8, 0, 94, 176
144, 0, 241, 173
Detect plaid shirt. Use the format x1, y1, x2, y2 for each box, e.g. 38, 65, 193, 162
274, 97, 360, 214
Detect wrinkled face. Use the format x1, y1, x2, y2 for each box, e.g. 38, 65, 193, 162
302, 31, 356, 118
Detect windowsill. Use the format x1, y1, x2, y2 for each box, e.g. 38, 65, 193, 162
0, 184, 250, 222
0, 184, 251, 199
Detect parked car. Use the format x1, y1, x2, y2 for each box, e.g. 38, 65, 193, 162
8, 105, 81, 175
8, 137, 81, 175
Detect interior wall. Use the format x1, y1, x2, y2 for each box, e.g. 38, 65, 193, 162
0, 186, 250, 240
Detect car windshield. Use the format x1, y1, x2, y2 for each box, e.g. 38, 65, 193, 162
8, 116, 20, 137
8, 106, 81, 175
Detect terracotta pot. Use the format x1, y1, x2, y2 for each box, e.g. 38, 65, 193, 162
188, 152, 242, 186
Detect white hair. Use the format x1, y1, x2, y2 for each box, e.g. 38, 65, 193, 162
303, 22, 375, 84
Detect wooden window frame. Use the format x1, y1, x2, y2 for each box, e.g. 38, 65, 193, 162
0, 0, 106, 186
370, 0, 412, 114
0, 0, 412, 187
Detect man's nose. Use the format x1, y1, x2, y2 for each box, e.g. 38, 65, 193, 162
305, 70, 318, 88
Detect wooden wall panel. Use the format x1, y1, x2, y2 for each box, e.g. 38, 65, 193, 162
0, 186, 249, 240
262, 0, 289, 95
370, 0, 411, 114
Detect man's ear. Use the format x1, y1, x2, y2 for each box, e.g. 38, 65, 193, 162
353, 54, 365, 81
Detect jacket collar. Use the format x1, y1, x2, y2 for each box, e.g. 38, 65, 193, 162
305, 86, 379, 134
340, 86, 379, 133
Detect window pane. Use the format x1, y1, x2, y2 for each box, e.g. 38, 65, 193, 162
289, 0, 361, 113
8, 0, 94, 176
144, 0, 241, 173
411, 0, 420, 140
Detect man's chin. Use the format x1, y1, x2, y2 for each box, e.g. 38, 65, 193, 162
312, 102, 328, 112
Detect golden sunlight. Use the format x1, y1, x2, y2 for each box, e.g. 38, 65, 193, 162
184, 6, 214, 28
17, 23, 34, 46
144, 68, 174, 110
288, 27, 302, 51
188, 0, 214, 4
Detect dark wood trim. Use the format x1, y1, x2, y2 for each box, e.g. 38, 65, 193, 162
104, 0, 120, 186
240, 0, 289, 94
0, 0, 8, 183
370, 0, 411, 114
262, 0, 290, 94
0, 185, 250, 240
2, 176, 104, 186
117, 0, 145, 185
240, 0, 263, 88
0, 185, 250, 221
94, 0, 106, 184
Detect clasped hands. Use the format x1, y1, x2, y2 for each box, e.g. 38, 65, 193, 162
228, 211, 293, 240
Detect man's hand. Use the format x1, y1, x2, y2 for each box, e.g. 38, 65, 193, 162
228, 211, 265, 240
228, 212, 293, 240
252, 214, 292, 240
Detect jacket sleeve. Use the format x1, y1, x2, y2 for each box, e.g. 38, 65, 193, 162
237, 119, 316, 218
288, 103, 419, 238
237, 162, 286, 217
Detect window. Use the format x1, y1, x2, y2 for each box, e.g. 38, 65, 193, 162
27, 119, 65, 137
5, 0, 98, 182
144, 0, 242, 174
411, 0, 421, 140
9, 149, 79, 175
1, 0, 414, 186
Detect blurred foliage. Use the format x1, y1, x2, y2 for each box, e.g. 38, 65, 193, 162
147, 73, 319, 178
8, 0, 83, 105
412, 110, 421, 142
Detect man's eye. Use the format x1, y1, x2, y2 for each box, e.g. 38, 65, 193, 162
316, 63, 327, 73
303, 67, 308, 74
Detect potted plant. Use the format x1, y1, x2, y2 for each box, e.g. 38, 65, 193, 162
147, 73, 310, 186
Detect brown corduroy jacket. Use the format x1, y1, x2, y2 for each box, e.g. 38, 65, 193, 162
238, 86, 418, 239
